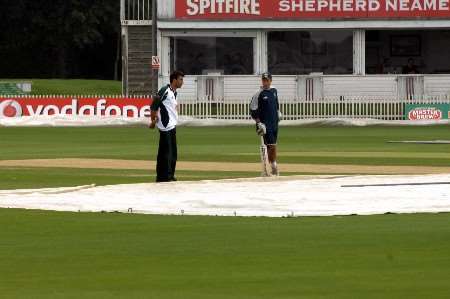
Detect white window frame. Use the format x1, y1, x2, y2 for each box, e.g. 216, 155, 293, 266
353, 29, 366, 75
159, 30, 262, 77
266, 29, 356, 76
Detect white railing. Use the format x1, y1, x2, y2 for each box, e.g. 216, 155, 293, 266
121, 0, 152, 21
173, 74, 450, 103
178, 95, 450, 121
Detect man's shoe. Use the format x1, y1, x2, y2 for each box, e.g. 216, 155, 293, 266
271, 167, 279, 176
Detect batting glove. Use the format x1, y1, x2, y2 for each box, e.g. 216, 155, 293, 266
256, 122, 266, 136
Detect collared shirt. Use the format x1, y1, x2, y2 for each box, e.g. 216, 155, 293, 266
151, 84, 178, 132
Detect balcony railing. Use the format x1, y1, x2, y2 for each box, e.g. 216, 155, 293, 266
161, 74, 450, 102
121, 0, 152, 22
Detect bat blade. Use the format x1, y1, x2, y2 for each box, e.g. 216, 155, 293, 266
260, 136, 270, 177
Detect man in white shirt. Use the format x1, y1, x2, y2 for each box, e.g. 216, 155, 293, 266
149, 71, 184, 182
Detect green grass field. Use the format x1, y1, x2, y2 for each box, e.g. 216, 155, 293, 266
1, 125, 450, 298
2, 126, 450, 162
1, 125, 450, 189
1, 209, 450, 298
0, 168, 260, 190
1, 79, 121, 95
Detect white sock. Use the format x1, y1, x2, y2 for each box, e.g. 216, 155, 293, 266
271, 161, 277, 169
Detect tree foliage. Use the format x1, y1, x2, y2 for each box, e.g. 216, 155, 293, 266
0, 0, 120, 79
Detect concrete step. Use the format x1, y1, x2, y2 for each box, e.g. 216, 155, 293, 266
128, 58, 152, 63
128, 68, 152, 74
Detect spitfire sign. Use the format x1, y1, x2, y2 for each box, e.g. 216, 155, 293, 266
176, 0, 450, 19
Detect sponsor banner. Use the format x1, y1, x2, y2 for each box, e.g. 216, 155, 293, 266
176, 0, 450, 19
0, 97, 153, 118
405, 104, 450, 120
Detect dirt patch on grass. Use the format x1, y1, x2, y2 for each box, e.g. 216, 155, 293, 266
1, 158, 450, 175
249, 151, 450, 159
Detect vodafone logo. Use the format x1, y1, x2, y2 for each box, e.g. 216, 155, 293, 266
0, 97, 152, 118
0, 100, 22, 118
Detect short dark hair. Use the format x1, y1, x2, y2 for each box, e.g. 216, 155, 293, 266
170, 71, 184, 83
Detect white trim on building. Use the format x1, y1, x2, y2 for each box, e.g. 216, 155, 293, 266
158, 20, 450, 30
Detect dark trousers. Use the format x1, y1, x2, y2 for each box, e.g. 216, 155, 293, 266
156, 128, 177, 182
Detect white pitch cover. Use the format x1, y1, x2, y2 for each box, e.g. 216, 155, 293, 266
1, 174, 449, 217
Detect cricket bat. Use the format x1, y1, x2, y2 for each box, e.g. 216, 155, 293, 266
260, 135, 270, 177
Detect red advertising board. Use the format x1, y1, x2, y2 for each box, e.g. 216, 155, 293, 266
176, 0, 450, 19
0, 97, 153, 118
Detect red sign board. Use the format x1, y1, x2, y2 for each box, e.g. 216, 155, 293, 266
408, 107, 443, 120
176, 0, 450, 19
405, 104, 450, 120
0, 97, 153, 118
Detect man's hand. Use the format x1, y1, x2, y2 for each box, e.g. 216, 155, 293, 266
278, 110, 283, 123
256, 122, 266, 136
149, 109, 158, 129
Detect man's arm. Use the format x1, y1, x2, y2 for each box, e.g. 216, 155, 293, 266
250, 90, 266, 136
250, 90, 262, 121
149, 94, 161, 129
275, 88, 279, 111
274, 88, 282, 122
149, 110, 158, 129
